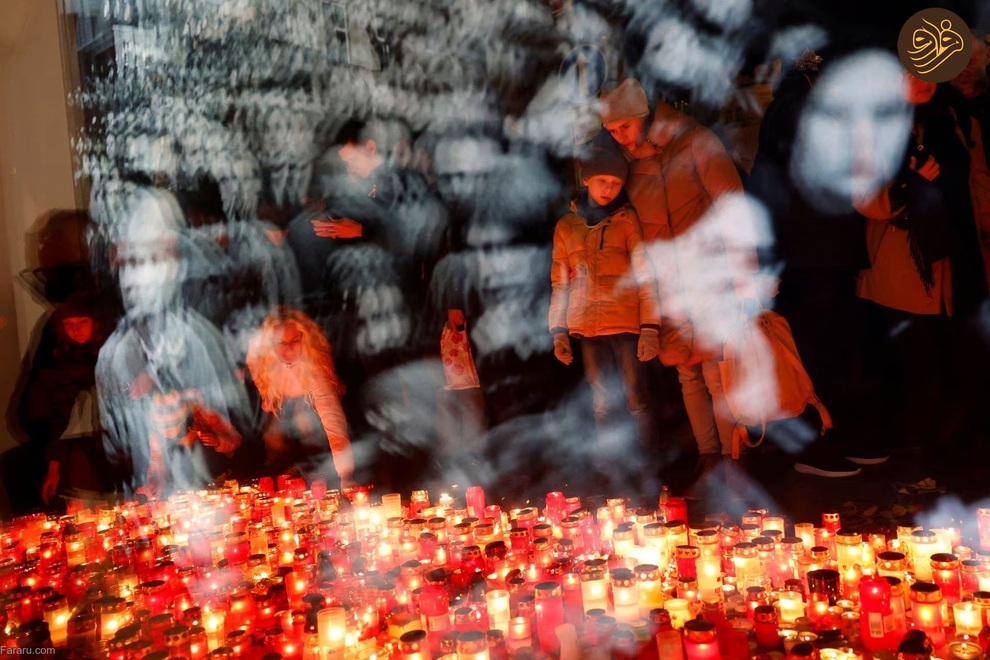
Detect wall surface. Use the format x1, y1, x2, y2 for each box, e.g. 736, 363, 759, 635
0, 0, 79, 516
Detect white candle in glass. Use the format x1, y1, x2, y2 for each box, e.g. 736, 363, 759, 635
485, 589, 510, 634
665, 598, 693, 629
954, 602, 983, 636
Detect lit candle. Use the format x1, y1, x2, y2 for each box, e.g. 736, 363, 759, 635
910, 582, 945, 649
636, 564, 665, 618
485, 589, 510, 634
457, 629, 491, 660
794, 523, 815, 551
611, 568, 639, 625
777, 590, 806, 625
665, 598, 693, 629
399, 629, 430, 660
696, 557, 722, 601
318, 607, 347, 658
507, 616, 532, 651
683, 618, 720, 660
910, 531, 938, 582
954, 602, 983, 636
580, 559, 609, 614
203, 608, 224, 651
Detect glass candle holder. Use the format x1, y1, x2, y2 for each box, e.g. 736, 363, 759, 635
485, 589, 510, 634
931, 554, 961, 605
580, 560, 608, 614
611, 568, 639, 625
910, 531, 938, 582
642, 523, 669, 570
506, 616, 531, 652
753, 605, 779, 650
910, 582, 945, 649
777, 590, 806, 625
676, 545, 700, 579
793, 523, 815, 552
696, 556, 722, 601
732, 543, 764, 591
683, 618, 720, 660
664, 598, 692, 629
635, 564, 664, 618
877, 551, 907, 579
835, 531, 863, 574
457, 630, 490, 660
953, 601, 983, 636
534, 581, 563, 655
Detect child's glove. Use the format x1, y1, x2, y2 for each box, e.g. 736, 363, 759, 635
553, 334, 573, 365
637, 330, 660, 362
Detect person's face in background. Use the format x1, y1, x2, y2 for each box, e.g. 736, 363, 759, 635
62, 316, 94, 344
603, 117, 646, 152
273, 321, 303, 365
354, 285, 410, 357
584, 174, 624, 205
117, 240, 181, 318
338, 139, 381, 180
790, 50, 912, 209
116, 191, 184, 319
434, 136, 501, 218
905, 73, 938, 105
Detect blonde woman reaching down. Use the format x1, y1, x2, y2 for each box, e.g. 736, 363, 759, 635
246, 307, 356, 488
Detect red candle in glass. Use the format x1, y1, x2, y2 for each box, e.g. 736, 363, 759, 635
419, 581, 450, 654
664, 498, 688, 525
684, 618, 721, 660
858, 575, 894, 652
546, 492, 566, 525
675, 545, 700, 578
534, 581, 564, 655
310, 480, 327, 501
259, 477, 275, 496
466, 487, 486, 519
753, 605, 779, 650
931, 554, 961, 604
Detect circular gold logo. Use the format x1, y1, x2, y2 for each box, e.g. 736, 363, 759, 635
898, 8, 972, 83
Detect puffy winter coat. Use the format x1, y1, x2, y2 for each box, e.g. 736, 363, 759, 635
623, 104, 759, 363
549, 203, 661, 337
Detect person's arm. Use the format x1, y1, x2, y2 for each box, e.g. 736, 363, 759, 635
311, 382, 355, 486
624, 209, 662, 330
548, 221, 571, 334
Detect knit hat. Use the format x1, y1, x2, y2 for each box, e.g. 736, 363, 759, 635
579, 131, 629, 182
600, 79, 650, 124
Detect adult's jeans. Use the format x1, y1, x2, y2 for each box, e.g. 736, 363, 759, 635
676, 360, 735, 455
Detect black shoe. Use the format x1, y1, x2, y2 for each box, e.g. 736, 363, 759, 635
794, 458, 862, 478
845, 448, 890, 465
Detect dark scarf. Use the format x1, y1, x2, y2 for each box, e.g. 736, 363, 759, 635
575, 189, 629, 225
889, 104, 958, 295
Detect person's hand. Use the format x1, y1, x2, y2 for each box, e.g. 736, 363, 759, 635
910, 155, 941, 181
553, 333, 573, 365
41, 461, 59, 505
128, 372, 154, 400
447, 308, 466, 329
312, 217, 362, 239
637, 331, 660, 362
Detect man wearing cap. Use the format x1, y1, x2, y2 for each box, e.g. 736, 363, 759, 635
599, 78, 760, 472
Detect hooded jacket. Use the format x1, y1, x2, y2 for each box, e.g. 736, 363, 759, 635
549, 201, 661, 337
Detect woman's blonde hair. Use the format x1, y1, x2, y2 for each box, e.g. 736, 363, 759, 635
246, 307, 343, 415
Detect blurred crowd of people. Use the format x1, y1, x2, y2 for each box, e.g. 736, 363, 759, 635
7, 0, 990, 515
